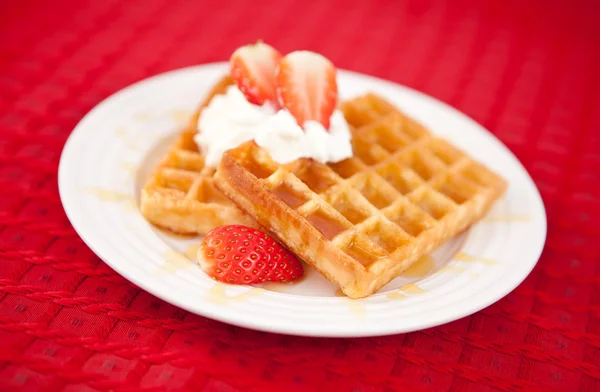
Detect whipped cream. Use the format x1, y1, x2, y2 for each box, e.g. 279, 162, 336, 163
194, 86, 353, 167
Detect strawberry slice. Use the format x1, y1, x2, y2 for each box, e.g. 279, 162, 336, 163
198, 225, 304, 284
229, 42, 282, 106
276, 51, 337, 129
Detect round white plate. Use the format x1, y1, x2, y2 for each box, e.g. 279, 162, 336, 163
58, 63, 546, 337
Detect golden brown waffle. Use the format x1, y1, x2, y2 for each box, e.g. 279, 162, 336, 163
216, 94, 508, 298
140, 76, 254, 235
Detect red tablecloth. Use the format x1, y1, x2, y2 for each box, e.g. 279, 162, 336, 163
1, 0, 599, 391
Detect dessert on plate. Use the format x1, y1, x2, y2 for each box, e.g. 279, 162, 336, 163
216, 97, 507, 298
141, 41, 507, 298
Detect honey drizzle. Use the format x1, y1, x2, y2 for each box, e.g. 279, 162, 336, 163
119, 162, 138, 173
261, 282, 293, 293
386, 283, 425, 300
206, 284, 264, 305
344, 239, 386, 266
454, 252, 496, 265
345, 298, 366, 319
306, 210, 347, 240
386, 292, 406, 300
86, 187, 133, 203
401, 255, 435, 278
114, 127, 142, 151
170, 109, 192, 126
134, 113, 151, 122
272, 182, 307, 208
439, 264, 466, 273
184, 244, 201, 261
400, 283, 425, 294
484, 214, 530, 223
333, 288, 366, 318
155, 250, 194, 275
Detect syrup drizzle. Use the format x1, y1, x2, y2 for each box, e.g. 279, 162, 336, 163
155, 250, 194, 275
184, 244, 201, 261
401, 255, 435, 278
386, 292, 406, 300
86, 187, 133, 203
119, 162, 138, 174
345, 298, 366, 319
134, 113, 151, 122
484, 214, 530, 223
85, 187, 137, 211
454, 252, 496, 265
400, 283, 425, 294
386, 283, 425, 300
334, 289, 365, 318
439, 264, 466, 273
170, 109, 192, 126
206, 283, 264, 305
114, 128, 141, 151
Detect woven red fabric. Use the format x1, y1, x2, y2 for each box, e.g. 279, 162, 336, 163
1, 0, 599, 390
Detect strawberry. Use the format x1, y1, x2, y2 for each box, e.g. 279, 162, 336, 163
229, 41, 282, 106
276, 50, 338, 129
198, 225, 304, 284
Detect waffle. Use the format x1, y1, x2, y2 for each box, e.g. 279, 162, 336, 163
215, 94, 508, 298
140, 76, 254, 235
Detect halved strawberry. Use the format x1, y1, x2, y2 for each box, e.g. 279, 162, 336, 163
198, 225, 304, 285
276, 51, 337, 129
229, 41, 282, 106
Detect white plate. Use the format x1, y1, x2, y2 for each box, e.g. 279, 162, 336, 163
58, 63, 546, 337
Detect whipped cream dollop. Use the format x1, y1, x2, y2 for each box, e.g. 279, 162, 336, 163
194, 86, 353, 167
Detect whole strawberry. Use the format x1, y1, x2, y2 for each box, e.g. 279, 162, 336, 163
198, 225, 304, 284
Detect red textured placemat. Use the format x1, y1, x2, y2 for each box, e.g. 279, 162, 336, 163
1, 0, 600, 391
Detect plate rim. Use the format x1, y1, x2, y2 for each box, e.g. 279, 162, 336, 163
58, 62, 547, 337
